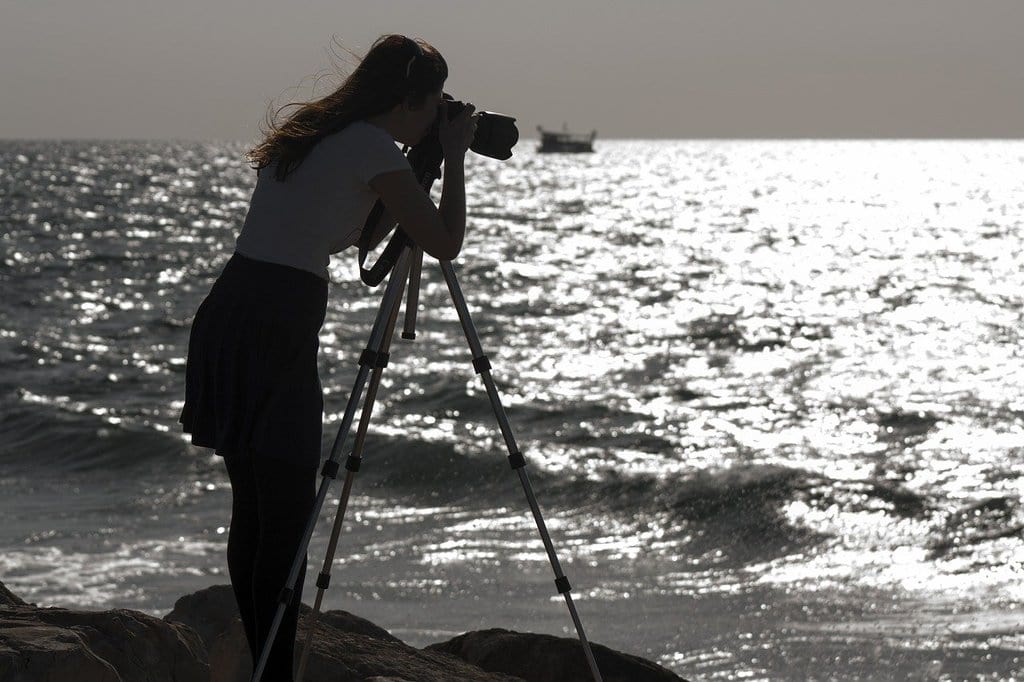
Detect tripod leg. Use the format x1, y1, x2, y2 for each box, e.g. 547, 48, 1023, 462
295, 258, 409, 681
437, 260, 605, 682
251, 249, 413, 682
402, 247, 424, 339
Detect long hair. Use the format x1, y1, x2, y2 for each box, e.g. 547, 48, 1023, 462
247, 35, 448, 181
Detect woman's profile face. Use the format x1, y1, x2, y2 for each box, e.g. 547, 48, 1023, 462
406, 89, 445, 145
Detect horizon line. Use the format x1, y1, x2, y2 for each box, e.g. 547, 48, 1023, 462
2, 136, 1023, 143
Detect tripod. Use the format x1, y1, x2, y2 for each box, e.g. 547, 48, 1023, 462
251, 147, 604, 682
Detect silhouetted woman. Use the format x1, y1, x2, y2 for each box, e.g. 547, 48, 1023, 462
179, 34, 476, 681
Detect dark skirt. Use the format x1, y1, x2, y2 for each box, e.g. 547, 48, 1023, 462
179, 252, 329, 468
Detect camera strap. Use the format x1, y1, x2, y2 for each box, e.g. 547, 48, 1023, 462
358, 200, 408, 286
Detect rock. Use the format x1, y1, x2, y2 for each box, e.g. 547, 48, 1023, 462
163, 583, 239, 648
0, 581, 208, 682
165, 584, 523, 682
427, 629, 688, 682
294, 625, 525, 682
314, 606, 405, 645
0, 582, 27, 607
1, 580, 688, 682
165, 584, 402, 647
0, 620, 121, 682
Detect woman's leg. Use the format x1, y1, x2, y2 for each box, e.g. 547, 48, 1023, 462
223, 453, 261, 662
250, 454, 318, 682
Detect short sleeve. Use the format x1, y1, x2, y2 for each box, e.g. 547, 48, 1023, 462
351, 123, 412, 184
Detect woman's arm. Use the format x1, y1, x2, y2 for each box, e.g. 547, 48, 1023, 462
368, 103, 476, 260
368, 166, 462, 260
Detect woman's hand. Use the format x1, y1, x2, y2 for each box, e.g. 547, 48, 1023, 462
438, 101, 478, 158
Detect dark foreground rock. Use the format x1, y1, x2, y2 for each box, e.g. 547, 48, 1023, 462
0, 581, 688, 681
168, 585, 687, 682
166, 585, 523, 682
0, 600, 208, 682
0, 582, 27, 607
428, 629, 686, 682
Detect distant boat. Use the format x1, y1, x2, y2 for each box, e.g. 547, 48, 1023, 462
536, 124, 596, 153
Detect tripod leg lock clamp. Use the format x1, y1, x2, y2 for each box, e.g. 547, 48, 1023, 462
508, 451, 527, 470
346, 455, 362, 472
277, 587, 294, 605
472, 355, 492, 374
321, 460, 341, 479
555, 576, 572, 594
316, 572, 331, 590
359, 349, 390, 369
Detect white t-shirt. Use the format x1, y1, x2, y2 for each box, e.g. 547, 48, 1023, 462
234, 120, 411, 280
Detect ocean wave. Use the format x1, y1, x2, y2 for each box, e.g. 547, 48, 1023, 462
540, 463, 937, 561
875, 410, 941, 445
548, 463, 821, 532
353, 447, 835, 553
0, 399, 187, 475
389, 373, 656, 440
928, 496, 1024, 559
349, 433, 512, 501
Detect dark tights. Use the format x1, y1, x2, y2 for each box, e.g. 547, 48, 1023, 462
224, 454, 317, 682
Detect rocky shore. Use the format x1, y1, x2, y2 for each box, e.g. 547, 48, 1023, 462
0, 581, 687, 681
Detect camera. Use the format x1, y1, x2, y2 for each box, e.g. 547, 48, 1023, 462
438, 94, 519, 161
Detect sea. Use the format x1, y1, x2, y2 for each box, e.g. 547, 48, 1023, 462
1, 138, 1023, 681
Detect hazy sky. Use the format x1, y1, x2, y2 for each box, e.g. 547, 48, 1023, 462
3, 0, 1022, 140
